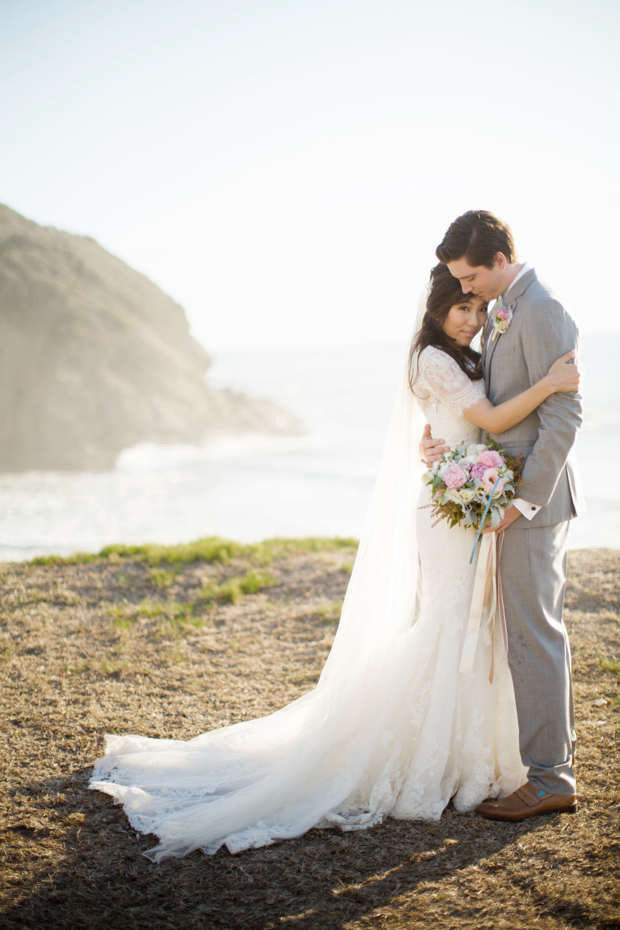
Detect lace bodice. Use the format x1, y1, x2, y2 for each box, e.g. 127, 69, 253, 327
413, 346, 486, 447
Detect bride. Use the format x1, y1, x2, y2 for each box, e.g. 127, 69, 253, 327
90, 263, 580, 861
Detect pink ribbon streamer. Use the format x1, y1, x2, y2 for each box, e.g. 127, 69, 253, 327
459, 531, 509, 683
496, 531, 509, 664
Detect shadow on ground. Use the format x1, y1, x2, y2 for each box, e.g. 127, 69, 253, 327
3, 764, 595, 930
2, 549, 619, 929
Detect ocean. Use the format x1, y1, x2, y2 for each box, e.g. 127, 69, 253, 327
0, 335, 617, 561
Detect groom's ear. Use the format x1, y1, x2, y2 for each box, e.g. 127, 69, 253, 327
494, 252, 508, 270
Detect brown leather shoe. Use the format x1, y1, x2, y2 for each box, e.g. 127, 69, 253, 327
476, 782, 577, 821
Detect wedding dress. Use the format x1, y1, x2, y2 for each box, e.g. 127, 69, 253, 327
90, 344, 526, 861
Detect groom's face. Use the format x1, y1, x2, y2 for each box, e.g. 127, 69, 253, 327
446, 256, 505, 301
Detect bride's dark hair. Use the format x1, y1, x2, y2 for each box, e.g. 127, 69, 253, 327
408, 262, 484, 392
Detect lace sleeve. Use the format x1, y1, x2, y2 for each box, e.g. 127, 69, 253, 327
417, 347, 483, 417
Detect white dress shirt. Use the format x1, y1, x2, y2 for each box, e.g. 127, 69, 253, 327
504, 262, 532, 299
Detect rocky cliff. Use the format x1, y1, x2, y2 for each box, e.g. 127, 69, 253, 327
0, 204, 303, 470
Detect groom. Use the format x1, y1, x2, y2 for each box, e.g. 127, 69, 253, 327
422, 210, 584, 821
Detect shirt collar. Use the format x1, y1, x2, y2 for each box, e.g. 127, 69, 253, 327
502, 262, 532, 301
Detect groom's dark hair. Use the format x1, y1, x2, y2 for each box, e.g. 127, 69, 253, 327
436, 210, 517, 268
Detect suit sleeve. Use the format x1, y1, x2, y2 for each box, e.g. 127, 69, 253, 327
516, 298, 583, 508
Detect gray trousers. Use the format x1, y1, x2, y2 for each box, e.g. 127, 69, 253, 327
499, 520, 576, 796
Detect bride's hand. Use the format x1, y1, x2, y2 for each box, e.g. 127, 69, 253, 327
544, 350, 582, 393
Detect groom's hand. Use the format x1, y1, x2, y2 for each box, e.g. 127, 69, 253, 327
421, 424, 449, 464
482, 504, 522, 534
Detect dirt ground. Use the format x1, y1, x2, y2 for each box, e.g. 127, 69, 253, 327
0, 540, 618, 930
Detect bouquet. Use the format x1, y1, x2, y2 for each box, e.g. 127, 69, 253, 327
421, 436, 526, 531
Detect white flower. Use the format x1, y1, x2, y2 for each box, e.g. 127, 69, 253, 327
492, 304, 514, 341
458, 489, 477, 503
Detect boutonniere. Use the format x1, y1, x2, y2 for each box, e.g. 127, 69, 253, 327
491, 301, 513, 341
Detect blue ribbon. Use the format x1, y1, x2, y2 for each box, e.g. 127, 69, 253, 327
469, 477, 502, 564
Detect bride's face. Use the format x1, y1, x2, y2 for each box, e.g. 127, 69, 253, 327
442, 297, 488, 347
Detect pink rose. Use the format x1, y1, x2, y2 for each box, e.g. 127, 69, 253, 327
477, 450, 505, 468
443, 464, 468, 489
482, 468, 504, 493
471, 463, 488, 481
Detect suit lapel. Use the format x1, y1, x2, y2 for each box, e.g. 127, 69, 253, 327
481, 299, 501, 380
483, 268, 537, 383
483, 314, 500, 380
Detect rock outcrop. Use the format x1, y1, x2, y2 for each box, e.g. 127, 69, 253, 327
0, 204, 303, 470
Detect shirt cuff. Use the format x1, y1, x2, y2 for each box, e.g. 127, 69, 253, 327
513, 498, 541, 521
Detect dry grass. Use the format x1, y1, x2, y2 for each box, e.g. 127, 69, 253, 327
0, 541, 618, 930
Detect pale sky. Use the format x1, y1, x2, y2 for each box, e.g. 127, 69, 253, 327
1, 0, 619, 349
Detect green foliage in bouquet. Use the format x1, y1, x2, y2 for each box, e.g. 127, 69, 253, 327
421, 435, 527, 532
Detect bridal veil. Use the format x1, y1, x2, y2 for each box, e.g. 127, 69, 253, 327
90, 295, 428, 860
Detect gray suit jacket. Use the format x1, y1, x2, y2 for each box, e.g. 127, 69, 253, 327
482, 268, 585, 529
